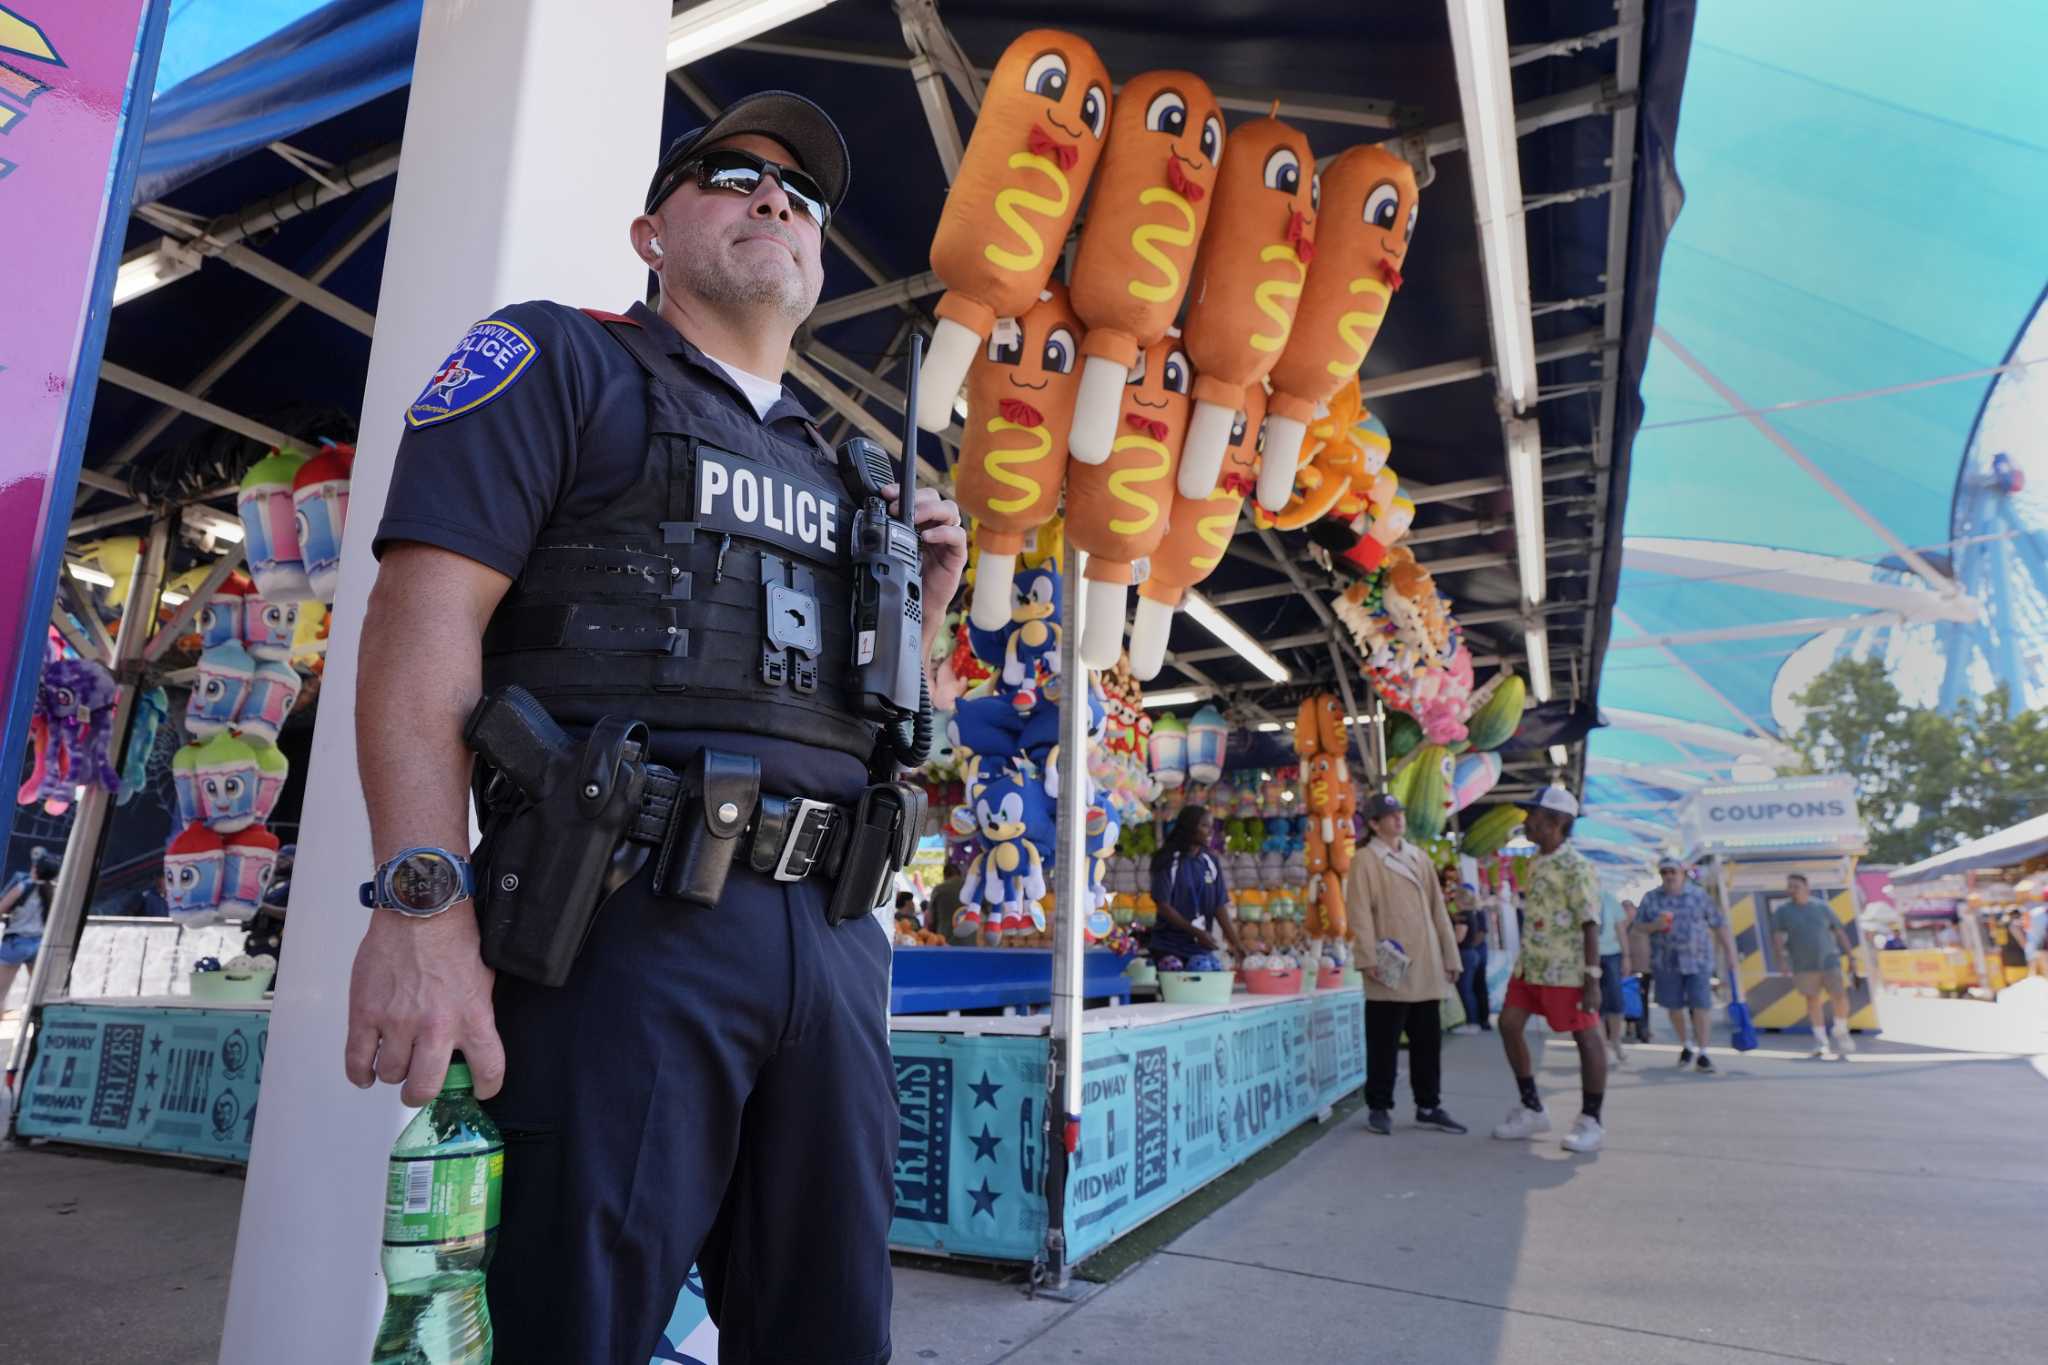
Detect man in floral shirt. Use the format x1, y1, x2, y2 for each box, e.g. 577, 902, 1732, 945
1491, 787, 1608, 1153
1636, 857, 1737, 1073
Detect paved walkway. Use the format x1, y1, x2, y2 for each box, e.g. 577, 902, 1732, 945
3, 1025, 2043, 1363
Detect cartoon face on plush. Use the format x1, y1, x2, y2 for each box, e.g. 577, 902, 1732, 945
165, 827, 225, 916
188, 644, 255, 737
973, 776, 1031, 843
1123, 69, 1224, 194
1349, 144, 1420, 276
197, 597, 242, 652
242, 597, 301, 662
1011, 565, 1061, 626
1003, 32, 1111, 155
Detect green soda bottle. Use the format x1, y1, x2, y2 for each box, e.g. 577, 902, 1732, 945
371, 1053, 503, 1364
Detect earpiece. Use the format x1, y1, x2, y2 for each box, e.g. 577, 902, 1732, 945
649, 238, 664, 259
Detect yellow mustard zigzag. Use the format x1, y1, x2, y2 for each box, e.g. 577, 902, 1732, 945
1106, 433, 1172, 535
1127, 188, 1198, 303
1189, 492, 1240, 570
984, 153, 1072, 273
1326, 276, 1393, 378
980, 417, 1053, 514
1249, 244, 1306, 353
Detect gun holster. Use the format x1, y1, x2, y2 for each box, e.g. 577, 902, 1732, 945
473, 715, 647, 988
825, 780, 927, 925
651, 749, 760, 908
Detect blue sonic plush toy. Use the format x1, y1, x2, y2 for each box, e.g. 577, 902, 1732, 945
957, 758, 1048, 942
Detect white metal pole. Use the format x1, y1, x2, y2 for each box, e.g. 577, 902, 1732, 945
1043, 540, 1089, 1288
5, 515, 169, 1093
218, 3, 664, 1359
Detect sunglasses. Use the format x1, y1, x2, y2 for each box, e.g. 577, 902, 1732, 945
652, 148, 832, 231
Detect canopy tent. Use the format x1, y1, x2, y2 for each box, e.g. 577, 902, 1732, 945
62, 1, 1692, 810
1891, 812, 2048, 886
1576, 1, 2048, 871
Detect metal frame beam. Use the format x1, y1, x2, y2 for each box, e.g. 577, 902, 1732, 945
1612, 606, 1777, 741
1600, 708, 1795, 760
1610, 611, 1912, 652
98, 363, 295, 451
1621, 537, 1976, 621
105, 203, 394, 473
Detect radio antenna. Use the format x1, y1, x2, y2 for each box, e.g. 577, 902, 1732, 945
901, 330, 925, 501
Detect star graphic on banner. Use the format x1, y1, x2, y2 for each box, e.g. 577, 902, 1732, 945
968, 1124, 1002, 1163
138, 1105, 152, 1124
1171, 1056, 1181, 1078
1172, 1101, 1182, 1123
1172, 1144, 1182, 1167
144, 1069, 158, 1091
968, 1071, 1002, 1110
968, 1178, 1001, 1219
149, 1036, 163, 1055
1282, 1032, 1292, 1058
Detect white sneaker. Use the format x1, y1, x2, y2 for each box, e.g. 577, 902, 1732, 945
1562, 1114, 1605, 1153
1491, 1104, 1553, 1140
1830, 1021, 1857, 1056
1809, 1029, 1829, 1058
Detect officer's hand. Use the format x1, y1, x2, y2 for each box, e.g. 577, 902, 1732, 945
345, 902, 506, 1106
885, 483, 966, 616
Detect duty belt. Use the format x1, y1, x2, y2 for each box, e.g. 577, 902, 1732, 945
630, 763, 844, 884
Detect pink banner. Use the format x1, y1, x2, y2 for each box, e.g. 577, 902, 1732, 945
0, 2, 164, 781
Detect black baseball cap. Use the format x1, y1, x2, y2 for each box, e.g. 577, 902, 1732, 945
1364, 793, 1405, 821
645, 90, 851, 216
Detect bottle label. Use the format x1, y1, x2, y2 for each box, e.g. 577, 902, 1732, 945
383, 1147, 504, 1246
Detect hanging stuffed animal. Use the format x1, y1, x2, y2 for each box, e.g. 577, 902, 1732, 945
238, 447, 315, 602
1066, 332, 1194, 667
916, 30, 1111, 432
1263, 145, 1419, 497
1066, 70, 1223, 463
17, 658, 123, 810
291, 440, 354, 603
955, 285, 1085, 630
117, 685, 169, 805
957, 761, 1050, 942
1180, 112, 1318, 505
1185, 703, 1229, 786
164, 823, 227, 926
1128, 382, 1265, 679
187, 642, 256, 739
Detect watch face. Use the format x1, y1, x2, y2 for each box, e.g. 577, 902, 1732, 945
390, 852, 458, 913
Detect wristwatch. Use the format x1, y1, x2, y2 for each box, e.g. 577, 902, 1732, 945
359, 847, 476, 918
1583, 964, 1604, 979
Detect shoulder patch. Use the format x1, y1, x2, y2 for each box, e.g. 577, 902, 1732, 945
405, 319, 540, 428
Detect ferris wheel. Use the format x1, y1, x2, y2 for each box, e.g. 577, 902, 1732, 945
1938, 287, 2048, 712
1772, 286, 2048, 723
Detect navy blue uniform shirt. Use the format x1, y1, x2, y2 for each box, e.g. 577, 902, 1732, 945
374, 299, 870, 799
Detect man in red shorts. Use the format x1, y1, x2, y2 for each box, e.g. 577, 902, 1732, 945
1491, 786, 1608, 1153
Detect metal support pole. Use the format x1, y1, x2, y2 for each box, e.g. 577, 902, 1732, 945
7, 515, 170, 1096
1041, 539, 1089, 1291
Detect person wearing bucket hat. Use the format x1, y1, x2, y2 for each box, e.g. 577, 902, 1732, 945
1345, 793, 1467, 1137
357, 91, 962, 1363
1491, 786, 1610, 1154
1635, 853, 1736, 1072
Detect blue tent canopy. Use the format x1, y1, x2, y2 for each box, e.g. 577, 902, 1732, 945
1585, 0, 2048, 875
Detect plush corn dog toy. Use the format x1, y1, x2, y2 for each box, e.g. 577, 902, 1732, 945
1066, 70, 1224, 464
916, 31, 1111, 433
954, 284, 1086, 630
1126, 381, 1265, 679
1179, 113, 1317, 504
1065, 332, 1192, 668
1263, 145, 1418, 503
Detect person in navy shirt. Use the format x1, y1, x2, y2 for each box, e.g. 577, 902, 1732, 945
1148, 806, 1245, 962
345, 92, 964, 1364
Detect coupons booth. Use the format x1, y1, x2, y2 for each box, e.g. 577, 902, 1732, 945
1678, 775, 1878, 1032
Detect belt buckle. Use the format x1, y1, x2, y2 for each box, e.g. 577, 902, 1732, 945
774, 798, 837, 882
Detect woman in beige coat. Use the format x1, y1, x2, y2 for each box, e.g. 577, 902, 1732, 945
1346, 792, 1467, 1136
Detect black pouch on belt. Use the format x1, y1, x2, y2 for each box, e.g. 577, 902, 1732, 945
826, 780, 928, 925
652, 748, 760, 908
467, 689, 647, 988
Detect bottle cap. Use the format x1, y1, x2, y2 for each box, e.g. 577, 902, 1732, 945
445, 1049, 471, 1091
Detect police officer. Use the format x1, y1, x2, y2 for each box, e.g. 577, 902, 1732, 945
344, 91, 964, 1364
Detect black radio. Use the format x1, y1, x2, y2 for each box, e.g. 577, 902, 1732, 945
838, 330, 933, 768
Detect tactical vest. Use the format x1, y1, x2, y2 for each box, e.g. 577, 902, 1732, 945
481, 312, 878, 761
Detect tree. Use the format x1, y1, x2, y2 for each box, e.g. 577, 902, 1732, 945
1788, 658, 2048, 865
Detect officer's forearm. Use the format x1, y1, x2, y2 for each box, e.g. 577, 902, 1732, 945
356, 553, 504, 873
